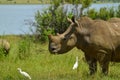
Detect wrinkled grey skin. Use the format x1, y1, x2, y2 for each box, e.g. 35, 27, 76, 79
48, 16, 120, 75
0, 39, 10, 56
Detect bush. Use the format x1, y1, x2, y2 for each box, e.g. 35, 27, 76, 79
116, 5, 120, 18
85, 8, 97, 19
33, 1, 120, 43
108, 7, 115, 18
85, 6, 116, 20
97, 7, 110, 20
34, 4, 71, 42
34, 10, 54, 43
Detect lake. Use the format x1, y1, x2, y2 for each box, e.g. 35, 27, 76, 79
0, 3, 119, 35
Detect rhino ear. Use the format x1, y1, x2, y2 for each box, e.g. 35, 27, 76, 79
67, 15, 76, 23
71, 16, 79, 25
71, 16, 76, 23
48, 34, 52, 39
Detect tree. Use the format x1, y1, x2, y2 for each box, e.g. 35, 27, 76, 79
34, 0, 93, 42
34, 0, 70, 42
64, 0, 92, 18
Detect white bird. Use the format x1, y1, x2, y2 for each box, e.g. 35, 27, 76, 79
17, 68, 31, 79
73, 56, 78, 70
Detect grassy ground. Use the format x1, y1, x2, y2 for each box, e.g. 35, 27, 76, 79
0, 0, 51, 4
0, 35, 120, 80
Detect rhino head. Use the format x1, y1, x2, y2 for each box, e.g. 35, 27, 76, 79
48, 33, 77, 54
48, 16, 93, 54
48, 17, 78, 54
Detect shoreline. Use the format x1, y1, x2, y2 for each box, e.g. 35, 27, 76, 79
0, 2, 119, 5
0, 1, 120, 5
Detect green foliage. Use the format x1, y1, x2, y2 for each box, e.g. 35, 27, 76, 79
65, 0, 81, 4
34, 0, 119, 43
35, 10, 54, 43
51, 0, 62, 7
18, 37, 31, 60
7, 0, 13, 1
85, 8, 97, 19
85, 6, 118, 20
93, 0, 120, 3
0, 47, 5, 60
97, 7, 110, 20
34, 1, 70, 42
34, 0, 93, 42
1, 36, 120, 79
116, 5, 120, 18
81, 0, 92, 8
108, 7, 115, 18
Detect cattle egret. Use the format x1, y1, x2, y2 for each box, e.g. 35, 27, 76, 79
17, 68, 31, 79
73, 56, 78, 70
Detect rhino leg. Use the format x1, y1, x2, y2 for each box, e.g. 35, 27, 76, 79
97, 53, 111, 75
85, 54, 97, 75
4, 49, 9, 56
100, 61, 109, 75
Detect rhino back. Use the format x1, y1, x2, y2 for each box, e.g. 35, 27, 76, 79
0, 39, 10, 53
76, 20, 120, 55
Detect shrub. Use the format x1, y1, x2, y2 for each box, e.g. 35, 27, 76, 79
108, 7, 115, 18
116, 5, 120, 18
85, 7, 116, 20
85, 8, 98, 19
97, 7, 109, 20
34, 4, 70, 42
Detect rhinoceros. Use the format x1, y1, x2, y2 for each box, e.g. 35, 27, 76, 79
0, 39, 10, 56
48, 16, 120, 75
108, 17, 120, 23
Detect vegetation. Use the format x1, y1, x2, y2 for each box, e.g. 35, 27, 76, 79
93, 0, 120, 3
0, 35, 120, 80
34, 0, 93, 42
0, 36, 120, 80
17, 37, 31, 60
85, 5, 120, 20
34, 0, 71, 42
0, 0, 50, 4
0, 0, 120, 79
34, 0, 120, 42
0, 0, 120, 4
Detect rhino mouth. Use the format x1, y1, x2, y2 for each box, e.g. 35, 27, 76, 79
52, 50, 58, 53
49, 47, 59, 54
50, 50, 66, 54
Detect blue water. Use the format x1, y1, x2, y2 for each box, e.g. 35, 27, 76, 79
0, 3, 119, 35
0, 4, 49, 35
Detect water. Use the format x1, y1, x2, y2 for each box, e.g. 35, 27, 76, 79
0, 4, 49, 35
0, 3, 119, 35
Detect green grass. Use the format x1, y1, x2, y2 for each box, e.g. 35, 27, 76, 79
0, 0, 51, 4
0, 35, 120, 80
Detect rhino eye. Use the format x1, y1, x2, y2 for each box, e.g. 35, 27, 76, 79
62, 37, 67, 41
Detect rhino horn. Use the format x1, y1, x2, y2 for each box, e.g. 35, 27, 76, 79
56, 33, 60, 36
67, 16, 79, 27
67, 17, 73, 23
